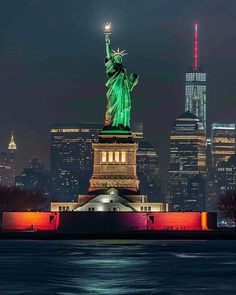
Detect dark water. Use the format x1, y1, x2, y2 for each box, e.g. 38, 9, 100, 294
0, 240, 236, 294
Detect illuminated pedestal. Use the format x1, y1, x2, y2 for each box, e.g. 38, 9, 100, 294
89, 131, 139, 194
51, 130, 168, 212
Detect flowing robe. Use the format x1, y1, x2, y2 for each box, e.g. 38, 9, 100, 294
105, 57, 138, 128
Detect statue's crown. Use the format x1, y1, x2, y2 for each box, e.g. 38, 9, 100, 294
112, 48, 128, 57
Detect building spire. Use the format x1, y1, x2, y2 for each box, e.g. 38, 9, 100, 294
8, 131, 17, 150
193, 22, 199, 70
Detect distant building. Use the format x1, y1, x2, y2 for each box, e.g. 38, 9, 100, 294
16, 158, 51, 197
50, 123, 101, 201
185, 23, 206, 131
50, 122, 143, 201
0, 133, 17, 187
206, 124, 235, 211
136, 140, 162, 202
215, 155, 236, 197
211, 123, 235, 167
205, 137, 215, 211
168, 111, 206, 211
213, 154, 236, 225
0, 152, 13, 187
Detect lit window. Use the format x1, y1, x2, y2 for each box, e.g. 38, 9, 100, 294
108, 151, 113, 162
114, 151, 119, 162
102, 151, 107, 162
121, 151, 126, 162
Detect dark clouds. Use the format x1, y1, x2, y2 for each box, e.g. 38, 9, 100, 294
0, 0, 236, 174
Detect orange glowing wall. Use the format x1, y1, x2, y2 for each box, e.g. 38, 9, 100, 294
147, 212, 205, 230
2, 212, 60, 231
1, 211, 215, 232
201, 212, 208, 230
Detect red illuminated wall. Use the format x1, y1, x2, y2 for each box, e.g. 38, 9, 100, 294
147, 212, 203, 230
2, 212, 60, 231
1, 211, 215, 232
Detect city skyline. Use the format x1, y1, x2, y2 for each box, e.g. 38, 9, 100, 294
1, 3, 236, 294
0, 1, 236, 175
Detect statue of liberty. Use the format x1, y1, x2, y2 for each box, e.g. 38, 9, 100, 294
103, 23, 138, 130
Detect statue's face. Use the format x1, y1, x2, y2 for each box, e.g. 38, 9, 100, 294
113, 55, 122, 64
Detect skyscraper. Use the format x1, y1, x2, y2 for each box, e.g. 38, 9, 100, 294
211, 123, 235, 167
206, 123, 235, 211
136, 140, 162, 202
8, 132, 17, 184
50, 123, 102, 201
185, 23, 207, 131
0, 133, 17, 187
212, 155, 236, 225
168, 111, 206, 211
215, 155, 236, 199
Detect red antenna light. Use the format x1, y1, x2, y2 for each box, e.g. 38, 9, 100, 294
193, 22, 199, 70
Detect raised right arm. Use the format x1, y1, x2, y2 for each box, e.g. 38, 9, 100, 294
105, 35, 112, 60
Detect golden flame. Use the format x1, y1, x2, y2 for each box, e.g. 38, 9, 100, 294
104, 22, 111, 31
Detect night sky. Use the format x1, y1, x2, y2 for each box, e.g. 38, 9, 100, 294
1, 0, 236, 175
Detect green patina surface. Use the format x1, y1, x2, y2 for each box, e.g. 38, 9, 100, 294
104, 34, 138, 129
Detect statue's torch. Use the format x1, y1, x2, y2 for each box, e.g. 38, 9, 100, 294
104, 22, 111, 36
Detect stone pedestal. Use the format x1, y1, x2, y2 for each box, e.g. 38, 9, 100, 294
89, 132, 139, 193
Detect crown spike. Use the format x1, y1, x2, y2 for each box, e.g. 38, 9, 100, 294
112, 48, 128, 57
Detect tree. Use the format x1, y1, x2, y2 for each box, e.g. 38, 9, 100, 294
218, 190, 236, 229
0, 185, 46, 213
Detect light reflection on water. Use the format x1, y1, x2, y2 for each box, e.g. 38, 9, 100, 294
0, 240, 236, 294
